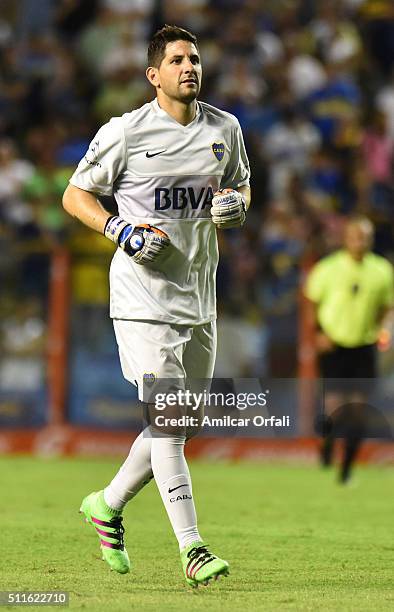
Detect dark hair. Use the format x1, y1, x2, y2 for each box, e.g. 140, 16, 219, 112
147, 24, 198, 68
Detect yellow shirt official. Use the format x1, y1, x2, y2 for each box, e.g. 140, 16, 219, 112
305, 250, 394, 347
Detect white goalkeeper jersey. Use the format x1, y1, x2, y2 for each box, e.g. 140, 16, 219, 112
69, 98, 250, 324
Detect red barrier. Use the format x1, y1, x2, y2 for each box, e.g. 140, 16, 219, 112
0, 427, 392, 464
47, 248, 70, 425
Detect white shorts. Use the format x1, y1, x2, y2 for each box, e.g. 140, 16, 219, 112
113, 319, 217, 400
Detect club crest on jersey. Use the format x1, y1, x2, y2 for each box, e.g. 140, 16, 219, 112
212, 142, 225, 161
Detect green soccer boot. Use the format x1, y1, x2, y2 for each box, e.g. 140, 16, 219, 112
79, 490, 130, 574
181, 541, 229, 587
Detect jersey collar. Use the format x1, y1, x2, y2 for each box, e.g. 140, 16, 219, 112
342, 249, 368, 266
152, 98, 201, 128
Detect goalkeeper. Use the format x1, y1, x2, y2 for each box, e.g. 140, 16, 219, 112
62, 25, 250, 587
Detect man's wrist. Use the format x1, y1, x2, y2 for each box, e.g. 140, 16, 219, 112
104, 215, 132, 245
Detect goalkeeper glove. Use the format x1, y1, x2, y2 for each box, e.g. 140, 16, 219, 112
210, 189, 246, 229
104, 216, 170, 265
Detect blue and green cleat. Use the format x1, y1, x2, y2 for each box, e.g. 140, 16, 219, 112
79, 491, 130, 574
181, 541, 229, 587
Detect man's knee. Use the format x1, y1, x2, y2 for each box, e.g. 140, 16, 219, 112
144, 401, 204, 438
145, 402, 186, 436
186, 405, 204, 440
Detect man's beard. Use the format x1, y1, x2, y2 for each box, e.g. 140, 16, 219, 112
176, 82, 200, 104
179, 90, 198, 103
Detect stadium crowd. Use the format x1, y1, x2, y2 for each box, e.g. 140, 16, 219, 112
0, 0, 393, 377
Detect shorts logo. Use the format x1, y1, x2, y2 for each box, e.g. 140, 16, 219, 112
143, 373, 156, 386
212, 142, 225, 161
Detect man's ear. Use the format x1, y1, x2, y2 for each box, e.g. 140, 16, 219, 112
146, 66, 160, 88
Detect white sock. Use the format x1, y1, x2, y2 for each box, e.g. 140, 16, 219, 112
104, 429, 153, 511
151, 434, 201, 550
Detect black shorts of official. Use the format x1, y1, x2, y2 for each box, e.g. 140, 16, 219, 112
318, 343, 377, 394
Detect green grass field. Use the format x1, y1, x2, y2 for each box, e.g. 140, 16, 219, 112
0, 456, 393, 611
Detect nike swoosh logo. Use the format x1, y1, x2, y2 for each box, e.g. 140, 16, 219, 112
168, 484, 188, 493
146, 150, 166, 158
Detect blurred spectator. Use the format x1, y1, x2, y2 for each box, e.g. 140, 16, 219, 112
55, 0, 100, 42
287, 53, 327, 100
311, 1, 362, 69
101, 28, 147, 74
44, 46, 87, 119
0, 138, 34, 225
263, 107, 321, 197
0, 298, 46, 357
215, 302, 268, 377
89, 25, 151, 124
0, 44, 30, 136
362, 110, 394, 218
17, 0, 54, 38
376, 72, 394, 140
304, 148, 351, 213
0, 297, 46, 416
77, 7, 124, 76
306, 62, 361, 144
257, 30, 284, 68
359, 0, 394, 77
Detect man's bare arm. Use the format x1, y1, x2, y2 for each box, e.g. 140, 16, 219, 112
62, 182, 170, 264
305, 296, 334, 353
62, 183, 111, 233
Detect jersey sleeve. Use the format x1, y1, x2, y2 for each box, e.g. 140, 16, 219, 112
69, 117, 126, 196
304, 260, 328, 304
220, 118, 250, 190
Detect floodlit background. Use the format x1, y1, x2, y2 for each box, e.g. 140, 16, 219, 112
0, 0, 393, 452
